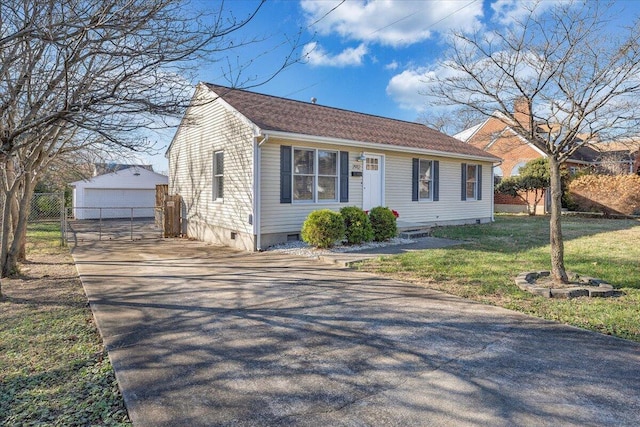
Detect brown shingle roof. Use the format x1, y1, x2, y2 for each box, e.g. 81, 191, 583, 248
205, 83, 499, 161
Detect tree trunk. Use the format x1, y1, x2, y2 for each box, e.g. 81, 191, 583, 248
4, 174, 34, 277
548, 156, 568, 283
11, 190, 25, 262
1, 158, 18, 278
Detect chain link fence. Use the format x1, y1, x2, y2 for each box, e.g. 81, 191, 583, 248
64, 206, 164, 242
30, 192, 65, 223
30, 192, 66, 245
5, 192, 164, 245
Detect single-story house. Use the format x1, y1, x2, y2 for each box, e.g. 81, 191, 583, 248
70, 166, 168, 219
166, 83, 500, 251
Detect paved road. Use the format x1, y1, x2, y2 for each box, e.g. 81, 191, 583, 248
72, 239, 640, 427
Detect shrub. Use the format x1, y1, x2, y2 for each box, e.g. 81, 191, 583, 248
568, 174, 640, 216
368, 206, 397, 241
340, 206, 374, 244
301, 209, 345, 248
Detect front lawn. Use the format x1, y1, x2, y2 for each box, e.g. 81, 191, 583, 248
357, 215, 640, 342
0, 223, 131, 425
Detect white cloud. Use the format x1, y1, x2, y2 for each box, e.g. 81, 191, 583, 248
301, 0, 483, 47
491, 0, 567, 26
302, 41, 368, 67
386, 68, 429, 111
385, 61, 399, 71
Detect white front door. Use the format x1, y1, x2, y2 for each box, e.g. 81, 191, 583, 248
363, 155, 383, 210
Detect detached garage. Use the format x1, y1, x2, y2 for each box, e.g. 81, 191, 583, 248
70, 167, 168, 219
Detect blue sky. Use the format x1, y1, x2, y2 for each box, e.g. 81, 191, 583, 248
142, 0, 640, 173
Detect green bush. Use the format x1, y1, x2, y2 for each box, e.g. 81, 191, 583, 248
369, 206, 397, 242
340, 206, 373, 244
301, 209, 345, 248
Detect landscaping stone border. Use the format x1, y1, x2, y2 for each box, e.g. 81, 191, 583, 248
515, 271, 615, 298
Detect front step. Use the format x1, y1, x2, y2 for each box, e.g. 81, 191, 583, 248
399, 228, 432, 239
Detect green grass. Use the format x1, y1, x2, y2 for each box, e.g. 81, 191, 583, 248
0, 223, 131, 426
358, 215, 640, 342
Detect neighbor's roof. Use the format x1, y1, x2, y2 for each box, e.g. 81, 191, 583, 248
204, 83, 499, 161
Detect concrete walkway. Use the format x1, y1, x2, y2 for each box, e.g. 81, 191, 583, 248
72, 239, 640, 427
317, 236, 463, 266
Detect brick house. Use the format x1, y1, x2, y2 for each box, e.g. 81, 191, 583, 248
454, 99, 635, 213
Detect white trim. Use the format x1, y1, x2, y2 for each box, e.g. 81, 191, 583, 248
491, 166, 495, 222
453, 118, 489, 142
262, 130, 499, 163
253, 137, 260, 250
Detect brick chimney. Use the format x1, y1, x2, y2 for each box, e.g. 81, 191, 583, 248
513, 97, 531, 130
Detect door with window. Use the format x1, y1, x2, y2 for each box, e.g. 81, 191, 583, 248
363, 155, 383, 210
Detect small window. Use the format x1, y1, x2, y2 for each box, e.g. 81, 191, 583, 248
366, 157, 379, 171
466, 164, 478, 200
511, 161, 527, 176
213, 151, 224, 201
419, 159, 433, 200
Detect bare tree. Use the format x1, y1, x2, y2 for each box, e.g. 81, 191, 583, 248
0, 0, 301, 297
417, 107, 484, 136
424, 1, 640, 283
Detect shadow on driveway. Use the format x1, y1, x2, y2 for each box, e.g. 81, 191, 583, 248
72, 239, 640, 427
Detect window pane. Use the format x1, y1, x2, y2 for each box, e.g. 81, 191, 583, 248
294, 149, 314, 174
213, 151, 223, 200
466, 182, 476, 199
318, 151, 337, 175
216, 177, 224, 199
419, 160, 431, 200
466, 165, 477, 199
215, 152, 224, 174
318, 176, 337, 200
366, 157, 378, 170
294, 176, 314, 201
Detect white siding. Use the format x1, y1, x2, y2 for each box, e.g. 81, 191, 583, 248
260, 143, 494, 240
259, 140, 360, 235
168, 88, 255, 249
385, 153, 493, 224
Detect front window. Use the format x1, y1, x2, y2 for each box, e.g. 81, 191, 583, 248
293, 148, 338, 202
419, 159, 432, 200
213, 151, 224, 201
466, 164, 478, 200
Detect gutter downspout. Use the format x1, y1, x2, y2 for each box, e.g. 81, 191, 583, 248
253, 133, 269, 251
491, 160, 502, 223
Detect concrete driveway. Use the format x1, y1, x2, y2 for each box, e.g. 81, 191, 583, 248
72, 239, 640, 427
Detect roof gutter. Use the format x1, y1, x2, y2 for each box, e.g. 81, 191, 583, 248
262, 130, 500, 163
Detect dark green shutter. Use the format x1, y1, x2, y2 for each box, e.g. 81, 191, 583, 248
340, 151, 349, 202
433, 160, 439, 201
477, 165, 482, 200
412, 158, 419, 201
280, 145, 292, 203
461, 163, 467, 201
